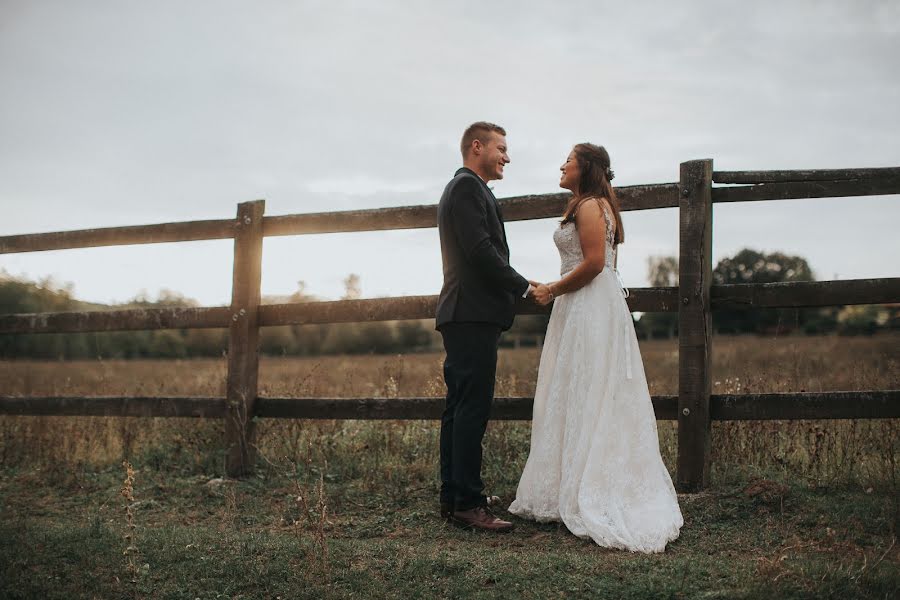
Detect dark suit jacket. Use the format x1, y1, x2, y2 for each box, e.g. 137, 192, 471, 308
435, 167, 529, 331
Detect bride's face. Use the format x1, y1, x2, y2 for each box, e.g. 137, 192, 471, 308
559, 149, 580, 192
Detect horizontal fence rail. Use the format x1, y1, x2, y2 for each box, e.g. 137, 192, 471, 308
0, 396, 226, 418
712, 167, 900, 184
259, 396, 676, 420
0, 185, 679, 255
708, 390, 900, 420
0, 290, 679, 334
2, 391, 897, 420
0, 306, 232, 334
252, 184, 681, 237
710, 278, 900, 309
2, 170, 896, 255
711, 167, 900, 204
0, 219, 236, 254
2, 278, 897, 335
257, 288, 680, 327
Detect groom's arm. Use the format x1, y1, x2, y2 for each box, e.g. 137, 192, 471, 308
448, 178, 530, 297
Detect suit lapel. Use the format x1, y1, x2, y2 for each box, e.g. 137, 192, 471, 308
485, 187, 511, 254
457, 168, 511, 254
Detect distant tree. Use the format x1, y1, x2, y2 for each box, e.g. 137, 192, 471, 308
0, 275, 80, 358
290, 324, 328, 356
836, 305, 890, 336
343, 274, 362, 300
259, 325, 297, 356
712, 249, 815, 334
629, 250, 857, 338
124, 288, 199, 309
0, 274, 77, 314
148, 329, 188, 359
396, 320, 437, 351
713, 249, 813, 286
290, 280, 318, 303
636, 255, 679, 339
502, 313, 550, 347
647, 256, 679, 288
184, 328, 227, 358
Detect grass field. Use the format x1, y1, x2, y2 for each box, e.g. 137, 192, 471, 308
0, 333, 898, 598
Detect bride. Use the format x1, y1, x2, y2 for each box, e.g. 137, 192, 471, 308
508, 143, 683, 553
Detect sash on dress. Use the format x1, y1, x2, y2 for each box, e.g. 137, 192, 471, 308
613, 267, 633, 380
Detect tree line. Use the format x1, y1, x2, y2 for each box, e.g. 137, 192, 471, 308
1, 249, 895, 359
0, 274, 441, 359
635, 249, 898, 339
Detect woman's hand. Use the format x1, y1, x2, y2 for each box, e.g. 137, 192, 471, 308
533, 283, 554, 306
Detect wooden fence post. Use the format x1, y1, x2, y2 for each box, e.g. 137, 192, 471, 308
677, 159, 713, 492
225, 200, 265, 477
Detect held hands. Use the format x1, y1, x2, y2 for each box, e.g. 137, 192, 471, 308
527, 280, 556, 305
529, 281, 555, 306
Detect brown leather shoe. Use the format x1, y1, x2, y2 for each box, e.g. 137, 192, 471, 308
442, 496, 499, 521
451, 506, 515, 532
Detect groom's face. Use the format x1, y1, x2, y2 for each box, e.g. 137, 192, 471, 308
477, 133, 510, 182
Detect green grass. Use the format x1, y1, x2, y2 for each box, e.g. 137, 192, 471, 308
1, 453, 897, 600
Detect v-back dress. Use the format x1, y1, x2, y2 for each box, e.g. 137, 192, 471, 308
508, 200, 683, 553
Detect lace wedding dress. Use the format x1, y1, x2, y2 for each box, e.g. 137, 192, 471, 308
508, 201, 683, 553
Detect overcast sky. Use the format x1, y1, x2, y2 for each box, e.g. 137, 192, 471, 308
1, 0, 898, 306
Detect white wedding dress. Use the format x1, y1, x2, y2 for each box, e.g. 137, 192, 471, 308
509, 201, 683, 553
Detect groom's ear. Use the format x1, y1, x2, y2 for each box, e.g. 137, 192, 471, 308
471, 139, 482, 155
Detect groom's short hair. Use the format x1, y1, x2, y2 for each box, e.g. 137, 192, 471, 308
461, 122, 506, 158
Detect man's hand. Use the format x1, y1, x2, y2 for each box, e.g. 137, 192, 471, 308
533, 284, 554, 306
523, 280, 543, 300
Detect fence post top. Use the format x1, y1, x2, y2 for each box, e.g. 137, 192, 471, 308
238, 199, 266, 211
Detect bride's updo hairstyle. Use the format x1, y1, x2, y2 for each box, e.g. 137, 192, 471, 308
561, 143, 624, 245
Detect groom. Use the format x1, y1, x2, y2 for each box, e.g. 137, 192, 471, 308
435, 121, 534, 532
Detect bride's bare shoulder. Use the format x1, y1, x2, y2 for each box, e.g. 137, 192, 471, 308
574, 197, 606, 221
576, 197, 615, 235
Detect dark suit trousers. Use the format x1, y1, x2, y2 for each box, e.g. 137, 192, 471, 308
439, 322, 501, 512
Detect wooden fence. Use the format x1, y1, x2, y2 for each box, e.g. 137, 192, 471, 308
1, 160, 899, 492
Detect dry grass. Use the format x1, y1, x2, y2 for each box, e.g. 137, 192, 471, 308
0, 333, 896, 488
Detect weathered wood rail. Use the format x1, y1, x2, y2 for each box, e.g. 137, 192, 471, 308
3, 391, 897, 421
1, 163, 898, 491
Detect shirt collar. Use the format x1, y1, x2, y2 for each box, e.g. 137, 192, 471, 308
455, 166, 485, 183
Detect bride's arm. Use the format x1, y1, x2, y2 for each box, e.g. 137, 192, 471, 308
547, 201, 608, 298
